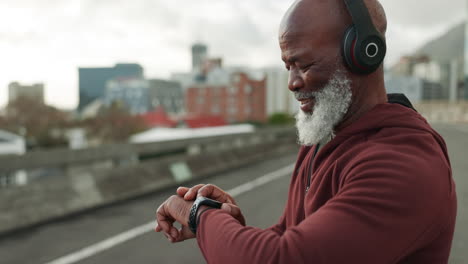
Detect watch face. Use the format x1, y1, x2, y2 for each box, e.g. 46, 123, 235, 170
188, 197, 222, 234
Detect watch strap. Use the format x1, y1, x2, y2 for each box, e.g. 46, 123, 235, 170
188, 197, 222, 234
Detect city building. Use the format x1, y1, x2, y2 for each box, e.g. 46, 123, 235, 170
390, 23, 465, 101
80, 99, 104, 119
186, 72, 267, 123
171, 72, 196, 89
465, 17, 468, 99
8, 82, 44, 104
78, 63, 144, 111
172, 44, 227, 88
262, 67, 297, 116
148, 79, 184, 115
140, 107, 177, 128
104, 77, 150, 115
192, 43, 208, 72
385, 73, 446, 104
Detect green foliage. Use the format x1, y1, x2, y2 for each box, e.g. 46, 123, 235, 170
268, 112, 295, 125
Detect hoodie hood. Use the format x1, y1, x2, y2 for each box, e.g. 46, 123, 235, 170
325, 100, 451, 168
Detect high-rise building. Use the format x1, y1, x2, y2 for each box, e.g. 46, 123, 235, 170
78, 63, 144, 111
8, 82, 44, 104
192, 43, 208, 72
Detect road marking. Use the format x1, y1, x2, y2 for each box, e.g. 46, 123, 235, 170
44, 163, 295, 264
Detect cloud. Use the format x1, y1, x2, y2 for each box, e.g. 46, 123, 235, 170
0, 0, 465, 109
381, 0, 466, 28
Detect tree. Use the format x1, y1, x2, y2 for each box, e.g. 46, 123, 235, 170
83, 102, 148, 144
1, 96, 69, 149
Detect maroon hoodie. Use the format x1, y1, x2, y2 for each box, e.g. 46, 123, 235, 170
196, 102, 457, 264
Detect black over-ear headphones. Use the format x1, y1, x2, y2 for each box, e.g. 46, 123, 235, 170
342, 0, 386, 74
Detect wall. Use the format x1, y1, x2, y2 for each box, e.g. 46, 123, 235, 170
0, 128, 297, 235
415, 102, 468, 123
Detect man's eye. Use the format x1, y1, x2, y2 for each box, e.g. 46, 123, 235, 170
300, 64, 313, 72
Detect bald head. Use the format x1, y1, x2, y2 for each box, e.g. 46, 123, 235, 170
279, 0, 387, 43
279, 0, 389, 133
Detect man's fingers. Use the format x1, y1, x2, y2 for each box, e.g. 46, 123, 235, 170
176, 186, 189, 197
156, 204, 175, 234
197, 184, 236, 204
170, 226, 179, 241
183, 184, 205, 200
173, 225, 195, 243
155, 223, 162, 232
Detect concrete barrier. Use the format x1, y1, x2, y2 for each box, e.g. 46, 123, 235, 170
0, 135, 298, 235
415, 102, 468, 123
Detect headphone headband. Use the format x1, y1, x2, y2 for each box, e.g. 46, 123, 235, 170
342, 0, 386, 74
344, 0, 379, 38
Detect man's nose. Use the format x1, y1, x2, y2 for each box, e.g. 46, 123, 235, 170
288, 69, 304, 92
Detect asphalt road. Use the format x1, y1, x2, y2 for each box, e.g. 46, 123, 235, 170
0, 124, 466, 264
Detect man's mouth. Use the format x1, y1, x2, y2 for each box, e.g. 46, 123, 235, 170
299, 97, 315, 112
299, 98, 313, 106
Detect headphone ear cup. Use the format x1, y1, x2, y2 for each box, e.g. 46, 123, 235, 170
342, 26, 358, 72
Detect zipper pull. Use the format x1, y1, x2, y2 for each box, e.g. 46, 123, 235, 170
305, 186, 310, 193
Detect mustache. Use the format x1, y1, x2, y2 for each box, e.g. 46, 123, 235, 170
294, 91, 317, 100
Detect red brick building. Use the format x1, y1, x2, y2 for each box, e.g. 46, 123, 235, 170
185, 72, 267, 123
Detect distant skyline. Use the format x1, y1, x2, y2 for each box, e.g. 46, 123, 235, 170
0, 0, 466, 110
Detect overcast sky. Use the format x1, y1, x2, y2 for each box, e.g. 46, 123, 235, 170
0, 0, 466, 109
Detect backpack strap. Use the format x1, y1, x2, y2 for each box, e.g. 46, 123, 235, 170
387, 93, 417, 112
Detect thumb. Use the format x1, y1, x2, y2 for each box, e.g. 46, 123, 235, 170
221, 203, 232, 213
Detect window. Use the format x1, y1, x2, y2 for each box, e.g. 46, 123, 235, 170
245, 84, 253, 94
212, 105, 220, 114
152, 98, 160, 107
229, 85, 237, 94
229, 105, 237, 115
197, 96, 204, 105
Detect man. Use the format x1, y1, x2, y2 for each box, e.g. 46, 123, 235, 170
155, 0, 457, 263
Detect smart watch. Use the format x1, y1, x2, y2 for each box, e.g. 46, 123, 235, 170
188, 196, 222, 234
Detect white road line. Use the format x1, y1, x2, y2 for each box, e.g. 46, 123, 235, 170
44, 163, 295, 264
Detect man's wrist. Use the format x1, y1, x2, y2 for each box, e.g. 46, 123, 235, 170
196, 205, 210, 218
188, 197, 222, 234
195, 205, 216, 231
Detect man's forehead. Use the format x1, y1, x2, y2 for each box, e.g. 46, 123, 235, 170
279, 0, 349, 40
280, 43, 313, 63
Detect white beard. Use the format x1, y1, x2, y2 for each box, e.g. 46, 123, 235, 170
295, 71, 352, 146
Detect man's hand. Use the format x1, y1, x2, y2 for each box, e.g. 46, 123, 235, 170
155, 195, 195, 243
176, 184, 246, 226
177, 184, 237, 204
156, 184, 247, 243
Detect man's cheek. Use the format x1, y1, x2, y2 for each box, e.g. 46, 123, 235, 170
304, 73, 329, 91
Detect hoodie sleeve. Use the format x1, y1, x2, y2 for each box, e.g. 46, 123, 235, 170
264, 212, 286, 236
196, 143, 454, 264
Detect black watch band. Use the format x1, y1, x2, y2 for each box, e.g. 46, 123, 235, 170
188, 196, 222, 234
